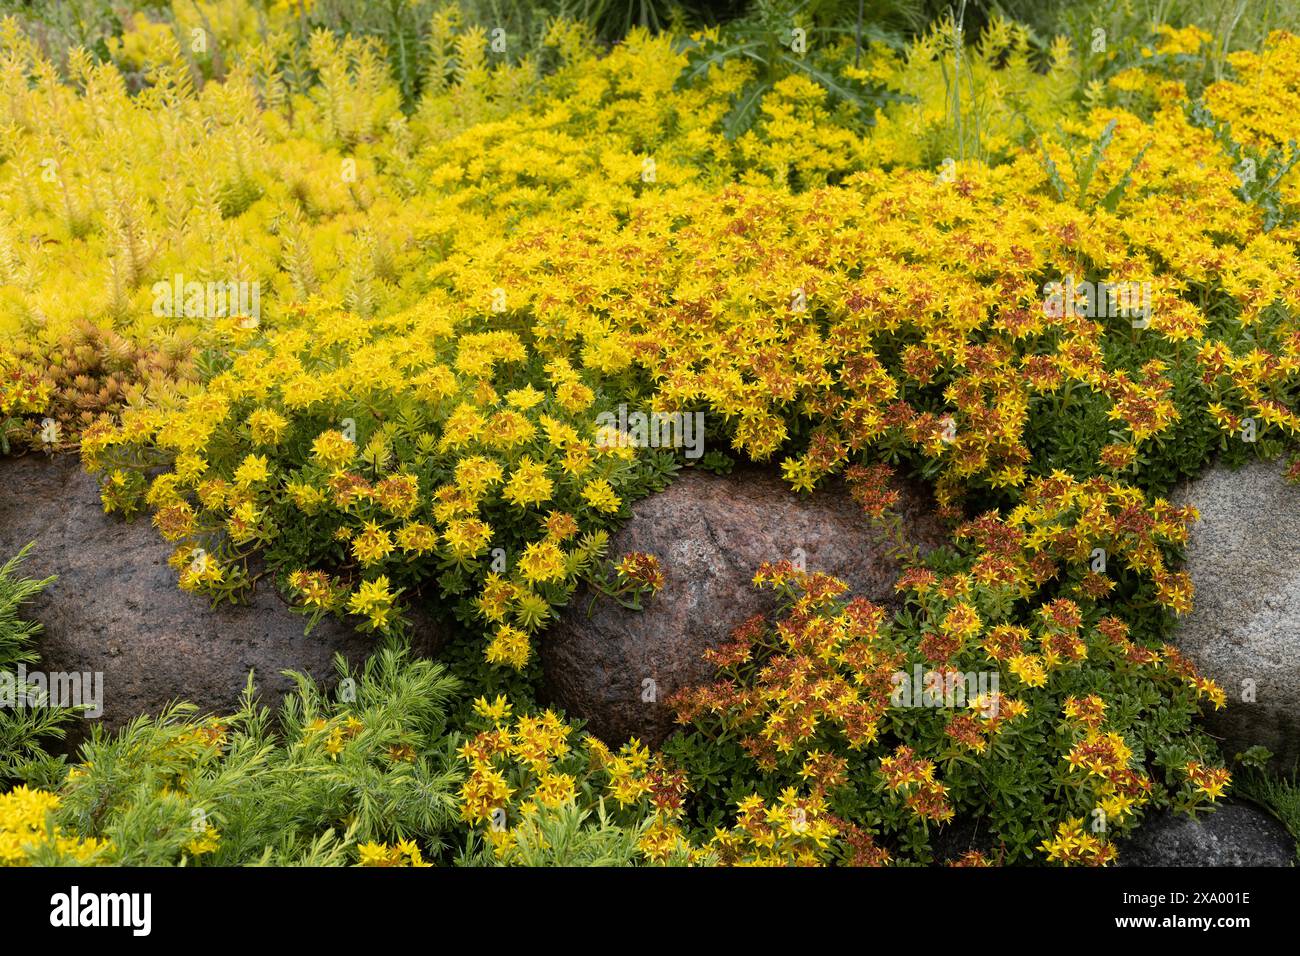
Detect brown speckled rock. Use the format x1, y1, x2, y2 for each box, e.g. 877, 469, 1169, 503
541, 466, 948, 746
0, 454, 383, 735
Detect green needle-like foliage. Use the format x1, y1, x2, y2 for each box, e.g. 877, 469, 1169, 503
47, 644, 464, 866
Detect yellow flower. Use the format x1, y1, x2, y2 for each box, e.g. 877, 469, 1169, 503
351, 521, 395, 566
503, 457, 553, 509
506, 385, 545, 409
485, 624, 530, 670
472, 695, 513, 723
517, 539, 567, 583
248, 408, 289, 446
442, 517, 492, 560
286, 480, 327, 513
347, 576, 398, 631
395, 521, 437, 555
1007, 653, 1048, 688
454, 456, 504, 498
580, 478, 622, 514
185, 824, 221, 857
312, 430, 356, 468
1154, 24, 1211, 56
356, 840, 431, 867
233, 454, 270, 488
0, 786, 112, 866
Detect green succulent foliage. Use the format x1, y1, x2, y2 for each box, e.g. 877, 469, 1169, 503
0, 0, 128, 64
999, 0, 1300, 92
696, 449, 736, 474
304, 0, 432, 103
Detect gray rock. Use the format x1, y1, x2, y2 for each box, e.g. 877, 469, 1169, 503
0, 453, 382, 736
1173, 458, 1300, 767
541, 465, 948, 747
1119, 800, 1296, 866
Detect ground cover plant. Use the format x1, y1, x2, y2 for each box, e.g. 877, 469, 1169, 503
1, 0, 1299, 868
0, 544, 69, 784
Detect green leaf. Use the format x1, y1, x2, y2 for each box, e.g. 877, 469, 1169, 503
722, 80, 769, 140
673, 40, 763, 92
1100, 141, 1151, 212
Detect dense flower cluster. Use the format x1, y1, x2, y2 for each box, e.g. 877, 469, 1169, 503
704, 789, 848, 866
669, 556, 1228, 864
0, 785, 111, 865
457, 696, 697, 865
0, 5, 1292, 866
21, 23, 1286, 677
357, 840, 432, 867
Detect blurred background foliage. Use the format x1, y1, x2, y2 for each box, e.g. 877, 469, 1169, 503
2, 0, 1294, 112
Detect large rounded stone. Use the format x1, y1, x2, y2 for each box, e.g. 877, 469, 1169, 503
1173, 458, 1300, 767
0, 454, 381, 735
1118, 800, 1296, 866
541, 465, 948, 746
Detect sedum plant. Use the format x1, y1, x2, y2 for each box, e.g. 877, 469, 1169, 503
73, 27, 1300, 683
455, 695, 700, 864
2, 4, 1300, 867
667, 538, 1230, 865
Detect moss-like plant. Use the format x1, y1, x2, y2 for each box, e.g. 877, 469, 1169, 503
0, 544, 68, 783
12, 644, 464, 867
